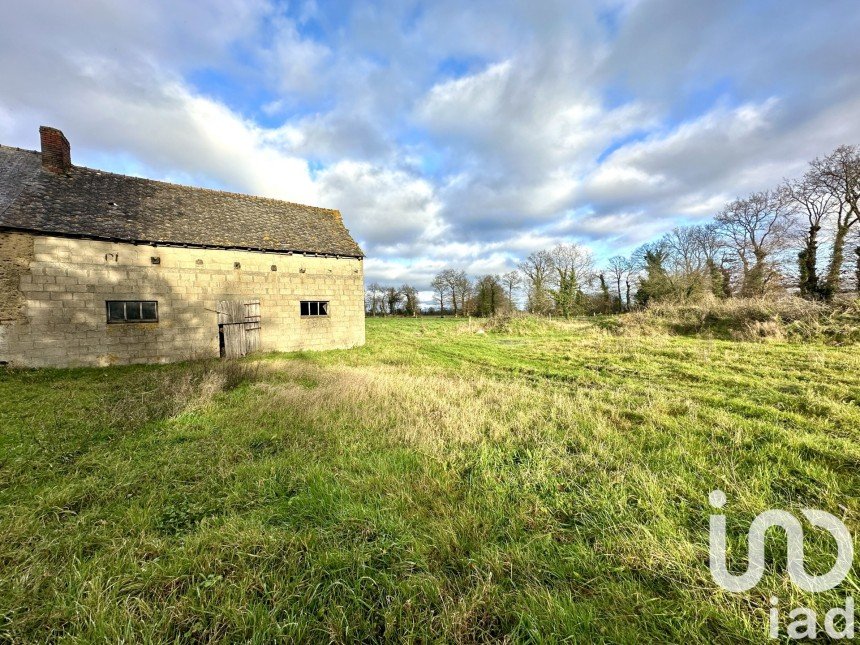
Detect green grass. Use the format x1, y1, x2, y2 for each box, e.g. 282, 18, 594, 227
1, 317, 859, 642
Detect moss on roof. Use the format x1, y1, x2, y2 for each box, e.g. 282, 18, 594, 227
0, 145, 363, 257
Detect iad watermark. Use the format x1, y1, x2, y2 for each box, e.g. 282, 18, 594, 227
709, 490, 855, 640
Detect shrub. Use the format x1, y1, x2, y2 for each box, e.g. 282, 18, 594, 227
612, 295, 860, 343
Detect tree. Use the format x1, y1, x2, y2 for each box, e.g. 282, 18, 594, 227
548, 243, 594, 317
664, 226, 703, 274
624, 256, 637, 310
365, 282, 384, 316
474, 275, 506, 317
400, 284, 419, 316
715, 189, 797, 297
519, 251, 554, 314
808, 145, 860, 300
662, 226, 709, 299
856, 245, 860, 294
452, 270, 472, 316
501, 270, 522, 311
430, 273, 448, 315
690, 223, 730, 299
431, 269, 459, 315
606, 256, 632, 312
597, 273, 612, 313
705, 258, 732, 299
786, 172, 837, 299
437, 269, 462, 316
635, 242, 673, 306
384, 286, 402, 315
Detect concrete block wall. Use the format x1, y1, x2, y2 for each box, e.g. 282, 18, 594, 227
0, 232, 365, 367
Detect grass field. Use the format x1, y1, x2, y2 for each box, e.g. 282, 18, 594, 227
1, 316, 859, 642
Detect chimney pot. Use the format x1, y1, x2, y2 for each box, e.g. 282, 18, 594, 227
39, 126, 71, 174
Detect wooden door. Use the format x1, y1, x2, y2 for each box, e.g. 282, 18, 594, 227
218, 299, 261, 359
244, 300, 261, 354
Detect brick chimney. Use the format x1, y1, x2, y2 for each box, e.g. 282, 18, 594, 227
39, 126, 71, 174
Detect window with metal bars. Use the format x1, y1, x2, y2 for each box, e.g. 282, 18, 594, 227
299, 301, 329, 317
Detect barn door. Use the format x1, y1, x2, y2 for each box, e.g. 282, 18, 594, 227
244, 299, 261, 354
217, 299, 260, 358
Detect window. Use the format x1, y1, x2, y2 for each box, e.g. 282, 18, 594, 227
107, 300, 158, 323
300, 300, 329, 317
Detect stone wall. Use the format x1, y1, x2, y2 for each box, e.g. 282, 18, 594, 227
0, 231, 34, 324
0, 233, 365, 367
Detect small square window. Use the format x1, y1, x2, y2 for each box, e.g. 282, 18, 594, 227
300, 300, 329, 317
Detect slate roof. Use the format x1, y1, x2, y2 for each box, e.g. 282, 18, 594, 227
0, 145, 363, 257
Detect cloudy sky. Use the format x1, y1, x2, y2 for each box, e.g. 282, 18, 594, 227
1, 1, 859, 301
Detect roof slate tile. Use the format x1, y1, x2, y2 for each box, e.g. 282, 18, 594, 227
0, 145, 364, 257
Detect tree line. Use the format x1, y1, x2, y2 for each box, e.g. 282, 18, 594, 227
366, 144, 860, 317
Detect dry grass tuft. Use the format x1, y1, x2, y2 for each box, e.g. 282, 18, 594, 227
254, 359, 568, 454
605, 295, 860, 343
97, 359, 263, 428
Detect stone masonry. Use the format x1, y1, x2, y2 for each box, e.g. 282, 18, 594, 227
0, 232, 365, 368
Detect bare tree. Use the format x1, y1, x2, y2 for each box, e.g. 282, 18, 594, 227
452, 270, 472, 316
501, 270, 522, 311
786, 171, 839, 299
430, 273, 448, 315
690, 223, 725, 264
715, 189, 798, 297
660, 224, 729, 299
365, 282, 384, 316
548, 243, 594, 317
808, 145, 860, 299
623, 255, 638, 309
661, 226, 709, 298
664, 226, 705, 276
690, 223, 732, 298
606, 256, 632, 311
519, 250, 554, 314
439, 269, 460, 315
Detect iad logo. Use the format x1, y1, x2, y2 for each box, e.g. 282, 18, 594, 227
708, 490, 855, 639
709, 490, 853, 592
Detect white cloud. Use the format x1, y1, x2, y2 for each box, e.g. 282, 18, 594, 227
315, 161, 447, 249
2, 0, 860, 296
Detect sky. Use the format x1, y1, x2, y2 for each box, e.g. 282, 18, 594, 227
1, 1, 860, 305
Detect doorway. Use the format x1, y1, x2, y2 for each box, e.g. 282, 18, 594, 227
217, 299, 261, 359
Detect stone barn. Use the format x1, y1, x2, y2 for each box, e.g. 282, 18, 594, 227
0, 126, 365, 368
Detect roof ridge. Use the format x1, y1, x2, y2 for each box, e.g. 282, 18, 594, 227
0, 144, 41, 156
0, 144, 340, 215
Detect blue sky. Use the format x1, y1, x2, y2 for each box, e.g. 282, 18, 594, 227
1, 1, 860, 303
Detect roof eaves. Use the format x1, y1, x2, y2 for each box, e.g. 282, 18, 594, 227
0, 225, 365, 258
